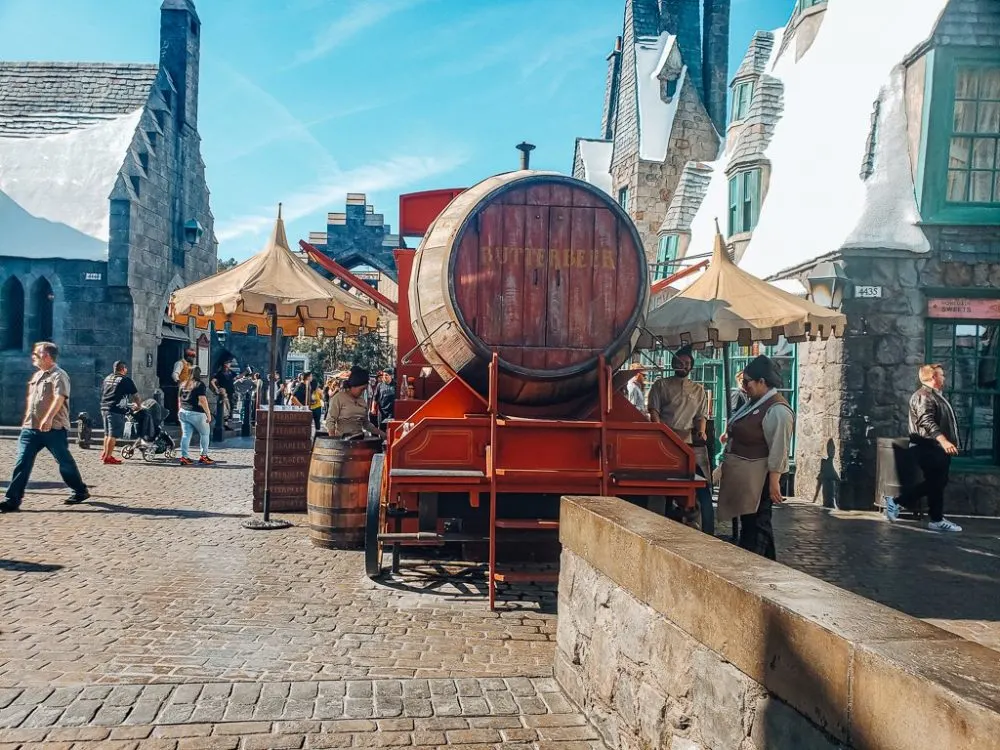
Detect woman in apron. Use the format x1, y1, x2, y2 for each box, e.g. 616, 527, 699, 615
717, 355, 794, 560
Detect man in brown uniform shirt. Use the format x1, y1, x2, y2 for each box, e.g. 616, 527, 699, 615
0, 342, 90, 512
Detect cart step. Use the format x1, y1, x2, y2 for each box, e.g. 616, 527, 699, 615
494, 519, 559, 530
492, 569, 559, 583
390, 469, 485, 478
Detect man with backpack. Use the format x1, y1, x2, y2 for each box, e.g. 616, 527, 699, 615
100, 360, 141, 465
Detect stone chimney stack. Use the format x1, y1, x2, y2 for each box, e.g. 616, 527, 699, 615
702, 0, 731, 132
159, 0, 201, 129
601, 36, 623, 140
661, 0, 703, 102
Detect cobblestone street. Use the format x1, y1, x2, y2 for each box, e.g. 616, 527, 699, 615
1, 438, 998, 748
0, 439, 598, 749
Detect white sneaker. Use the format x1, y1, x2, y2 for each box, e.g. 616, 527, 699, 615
883, 496, 900, 522
928, 519, 962, 533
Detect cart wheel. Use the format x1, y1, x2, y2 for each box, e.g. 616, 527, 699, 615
142, 449, 155, 463
365, 453, 387, 580
120, 445, 135, 460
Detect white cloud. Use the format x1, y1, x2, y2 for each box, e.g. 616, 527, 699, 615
291, 0, 427, 67
215, 154, 466, 245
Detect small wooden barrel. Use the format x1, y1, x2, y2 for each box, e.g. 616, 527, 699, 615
307, 437, 381, 549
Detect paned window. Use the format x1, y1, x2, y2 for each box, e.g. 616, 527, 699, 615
654, 234, 679, 281
728, 169, 762, 235
617, 186, 629, 212
731, 81, 753, 123
929, 320, 1000, 465
946, 65, 1000, 205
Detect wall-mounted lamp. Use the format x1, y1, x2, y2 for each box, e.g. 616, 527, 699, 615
806, 260, 851, 309
216, 330, 228, 346
183, 219, 205, 246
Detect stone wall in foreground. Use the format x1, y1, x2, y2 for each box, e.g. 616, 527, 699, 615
555, 496, 1000, 750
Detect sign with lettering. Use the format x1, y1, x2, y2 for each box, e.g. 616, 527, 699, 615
927, 298, 1000, 320
481, 245, 616, 270
854, 285, 882, 299
84, 272, 102, 281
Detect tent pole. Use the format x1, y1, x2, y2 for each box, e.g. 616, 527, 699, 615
263, 306, 278, 523
244, 305, 291, 530
723, 344, 739, 543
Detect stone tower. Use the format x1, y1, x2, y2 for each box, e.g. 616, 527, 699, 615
159, 0, 201, 130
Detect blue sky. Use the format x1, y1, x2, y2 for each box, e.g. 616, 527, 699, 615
0, 0, 793, 260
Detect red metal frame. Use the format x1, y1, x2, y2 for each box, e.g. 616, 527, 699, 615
299, 240, 399, 314
399, 188, 467, 237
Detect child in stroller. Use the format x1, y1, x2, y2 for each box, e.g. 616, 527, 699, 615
120, 399, 176, 462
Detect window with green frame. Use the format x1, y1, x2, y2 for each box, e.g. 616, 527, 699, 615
728, 169, 762, 235
731, 80, 753, 123
798, 0, 825, 10
919, 48, 1000, 224
654, 234, 679, 281
617, 186, 629, 212
928, 320, 1000, 466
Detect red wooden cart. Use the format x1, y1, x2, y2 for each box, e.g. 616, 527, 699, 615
362, 173, 702, 608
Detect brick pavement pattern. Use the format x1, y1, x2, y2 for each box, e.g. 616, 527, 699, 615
0, 439, 603, 749
772, 499, 1000, 652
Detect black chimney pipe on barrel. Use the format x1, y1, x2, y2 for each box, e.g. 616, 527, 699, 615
516, 142, 535, 170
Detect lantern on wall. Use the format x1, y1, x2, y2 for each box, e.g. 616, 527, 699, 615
806, 260, 851, 309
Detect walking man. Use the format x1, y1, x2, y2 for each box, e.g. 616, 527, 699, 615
884, 364, 963, 532
100, 360, 141, 464
648, 346, 714, 534
1, 342, 90, 511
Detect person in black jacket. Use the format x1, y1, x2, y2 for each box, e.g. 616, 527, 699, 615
884, 364, 962, 532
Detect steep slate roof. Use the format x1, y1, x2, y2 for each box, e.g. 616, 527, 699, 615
0, 62, 159, 138
732, 31, 776, 81
630, 0, 662, 39
728, 75, 784, 171
659, 162, 714, 233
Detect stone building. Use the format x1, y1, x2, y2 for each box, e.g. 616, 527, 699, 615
578, 0, 1000, 514
306, 193, 401, 351
572, 0, 728, 267
0, 0, 217, 423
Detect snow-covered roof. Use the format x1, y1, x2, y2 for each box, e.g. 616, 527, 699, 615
0, 63, 158, 138
576, 139, 613, 196
635, 33, 686, 162
677, 0, 948, 281
0, 110, 143, 260
733, 31, 777, 82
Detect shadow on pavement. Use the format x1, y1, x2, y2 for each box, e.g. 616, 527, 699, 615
774, 502, 1000, 625
0, 559, 64, 573
24, 501, 248, 520
376, 561, 557, 613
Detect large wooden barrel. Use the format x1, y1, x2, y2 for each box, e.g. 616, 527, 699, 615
307, 437, 381, 549
410, 171, 648, 405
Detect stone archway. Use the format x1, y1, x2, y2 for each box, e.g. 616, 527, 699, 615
28, 277, 54, 343
0, 277, 25, 351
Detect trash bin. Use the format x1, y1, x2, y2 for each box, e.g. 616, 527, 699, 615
875, 437, 924, 510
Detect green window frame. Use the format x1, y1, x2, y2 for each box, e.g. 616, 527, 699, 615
927, 319, 1000, 467
798, 0, 825, 10
731, 80, 753, 123
617, 186, 629, 212
728, 169, 761, 235
654, 234, 679, 281
918, 47, 1000, 224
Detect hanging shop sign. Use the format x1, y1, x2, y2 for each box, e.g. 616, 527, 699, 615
927, 298, 1000, 320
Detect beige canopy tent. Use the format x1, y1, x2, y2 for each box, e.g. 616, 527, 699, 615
638, 228, 846, 425
169, 206, 379, 529
639, 229, 846, 350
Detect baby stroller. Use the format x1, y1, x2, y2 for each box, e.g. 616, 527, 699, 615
120, 399, 176, 462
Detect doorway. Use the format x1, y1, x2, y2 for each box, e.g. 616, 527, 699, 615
157, 338, 185, 424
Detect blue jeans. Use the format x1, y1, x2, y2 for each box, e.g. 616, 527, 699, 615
5, 428, 87, 503
178, 410, 210, 458
697, 484, 715, 536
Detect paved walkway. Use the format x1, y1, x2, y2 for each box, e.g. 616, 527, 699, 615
772, 499, 1000, 652
1, 437, 998, 747
0, 439, 602, 749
